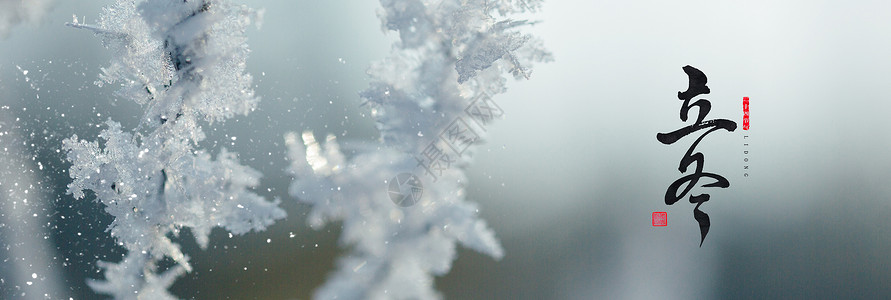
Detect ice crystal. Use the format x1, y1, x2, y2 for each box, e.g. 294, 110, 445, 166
287, 0, 550, 298
63, 0, 284, 298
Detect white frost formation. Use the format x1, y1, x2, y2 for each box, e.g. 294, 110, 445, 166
287, 0, 551, 299
62, 1, 284, 298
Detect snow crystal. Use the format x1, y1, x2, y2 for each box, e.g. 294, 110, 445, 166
287, 0, 550, 298
63, 0, 284, 298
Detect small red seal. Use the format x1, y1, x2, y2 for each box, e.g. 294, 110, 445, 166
743, 97, 750, 130
652, 212, 667, 226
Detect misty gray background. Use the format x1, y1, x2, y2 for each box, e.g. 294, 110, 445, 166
1, 0, 891, 299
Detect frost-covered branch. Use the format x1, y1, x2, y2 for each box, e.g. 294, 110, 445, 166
287, 0, 551, 298
62, 1, 284, 298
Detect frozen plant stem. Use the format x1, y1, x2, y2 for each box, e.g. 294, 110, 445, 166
62, 1, 284, 298
287, 0, 551, 299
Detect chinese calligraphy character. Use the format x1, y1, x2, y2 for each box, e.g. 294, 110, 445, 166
657, 65, 737, 246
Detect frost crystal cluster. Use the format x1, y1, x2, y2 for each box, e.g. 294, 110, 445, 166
287, 0, 551, 298
62, 1, 284, 298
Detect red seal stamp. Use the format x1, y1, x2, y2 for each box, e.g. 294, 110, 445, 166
652, 212, 667, 226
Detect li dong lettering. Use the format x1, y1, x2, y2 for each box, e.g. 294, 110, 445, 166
657, 65, 737, 246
